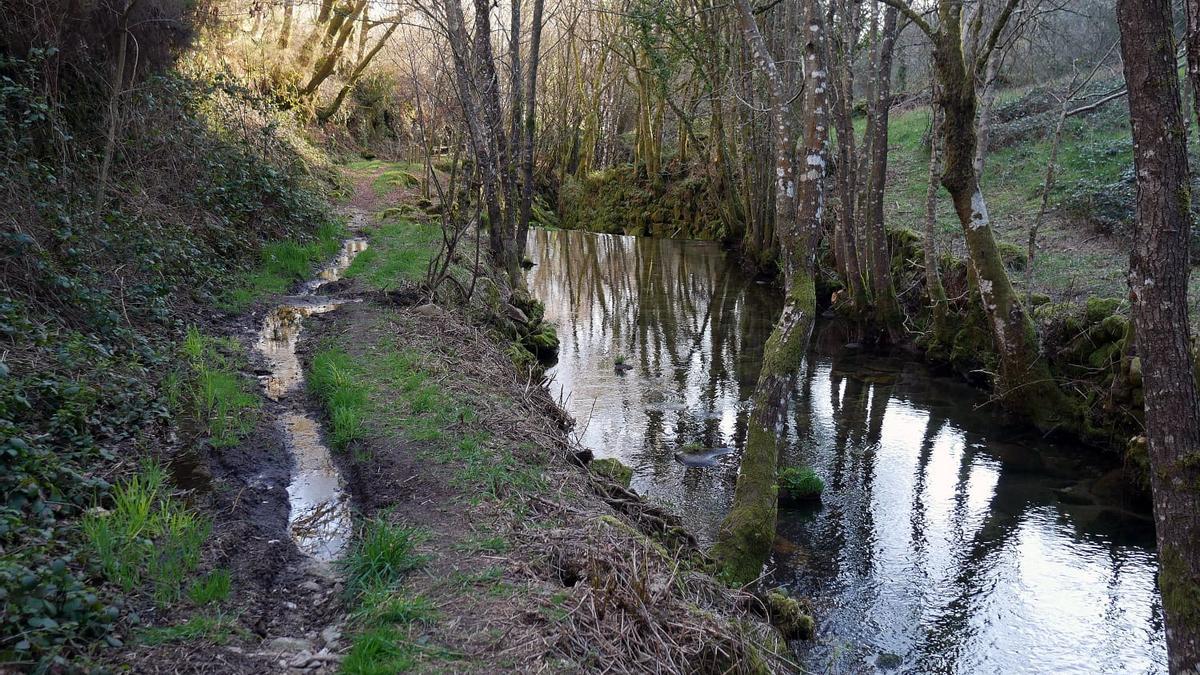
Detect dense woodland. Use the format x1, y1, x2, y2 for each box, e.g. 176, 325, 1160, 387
1, 0, 1199, 672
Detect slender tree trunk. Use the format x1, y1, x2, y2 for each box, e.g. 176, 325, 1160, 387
471, 0, 519, 282
96, 0, 137, 212
517, 0, 546, 259
929, 19, 1063, 422
1025, 94, 1068, 306
865, 4, 903, 337
507, 0, 524, 264
316, 22, 399, 122
301, 0, 367, 96
714, 0, 828, 584
1124, 1, 1200, 669
923, 80, 950, 345
829, 0, 868, 309
442, 0, 505, 278
278, 0, 294, 48
974, 57, 999, 180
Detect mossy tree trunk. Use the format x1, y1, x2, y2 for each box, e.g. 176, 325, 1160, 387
863, 3, 903, 338
1124, 0, 1200, 669
714, 0, 828, 584
922, 78, 951, 349
885, 0, 1064, 422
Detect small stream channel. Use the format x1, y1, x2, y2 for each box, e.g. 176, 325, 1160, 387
253, 236, 367, 562
526, 228, 1167, 674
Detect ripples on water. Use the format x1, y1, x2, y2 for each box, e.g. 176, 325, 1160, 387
526, 228, 1166, 674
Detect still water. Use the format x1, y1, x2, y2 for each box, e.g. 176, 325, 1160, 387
525, 228, 1167, 674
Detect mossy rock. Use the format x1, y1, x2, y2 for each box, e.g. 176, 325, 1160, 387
525, 322, 559, 357
1125, 436, 1151, 491
997, 241, 1028, 270
777, 466, 823, 505
1099, 313, 1129, 341
590, 457, 633, 488
1085, 296, 1123, 323
1087, 341, 1123, 369
763, 590, 815, 640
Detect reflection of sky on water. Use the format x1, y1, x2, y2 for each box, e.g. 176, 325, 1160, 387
526, 228, 1166, 674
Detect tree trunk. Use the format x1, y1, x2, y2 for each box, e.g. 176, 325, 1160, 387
316, 22, 399, 123
929, 24, 1062, 422
517, 0, 546, 259
301, 0, 367, 96
828, 0, 868, 309
278, 0, 294, 48
923, 80, 950, 346
96, 0, 135, 212
713, 0, 827, 584
1025, 93, 1068, 306
442, 0, 506, 280
471, 0, 519, 282
864, 3, 903, 337
1123, 0, 1200, 669
974, 57, 999, 180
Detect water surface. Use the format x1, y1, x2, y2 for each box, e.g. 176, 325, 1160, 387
254, 236, 366, 561
525, 228, 1166, 674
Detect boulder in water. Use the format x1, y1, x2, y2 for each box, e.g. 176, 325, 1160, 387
673, 447, 733, 467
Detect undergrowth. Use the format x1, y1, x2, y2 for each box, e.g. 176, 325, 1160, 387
172, 327, 261, 447
0, 45, 338, 666
81, 464, 210, 606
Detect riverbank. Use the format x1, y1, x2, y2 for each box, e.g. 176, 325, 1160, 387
80, 163, 795, 673
284, 164, 794, 672
525, 227, 1165, 673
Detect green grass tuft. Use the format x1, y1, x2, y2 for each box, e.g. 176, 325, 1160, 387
308, 348, 369, 448
341, 518, 428, 600
82, 464, 211, 606
137, 613, 243, 646
340, 517, 434, 674
341, 626, 419, 675
188, 569, 232, 606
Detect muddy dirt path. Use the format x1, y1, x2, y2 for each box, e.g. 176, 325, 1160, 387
254, 233, 367, 561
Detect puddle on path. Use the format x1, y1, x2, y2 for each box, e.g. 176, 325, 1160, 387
254, 236, 366, 561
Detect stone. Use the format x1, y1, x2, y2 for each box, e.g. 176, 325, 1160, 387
299, 580, 321, 593
503, 303, 530, 325
320, 625, 341, 646
673, 447, 734, 468
266, 636, 312, 653
413, 303, 450, 319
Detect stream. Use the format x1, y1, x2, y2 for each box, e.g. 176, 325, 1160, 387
526, 228, 1167, 674
253, 236, 367, 562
